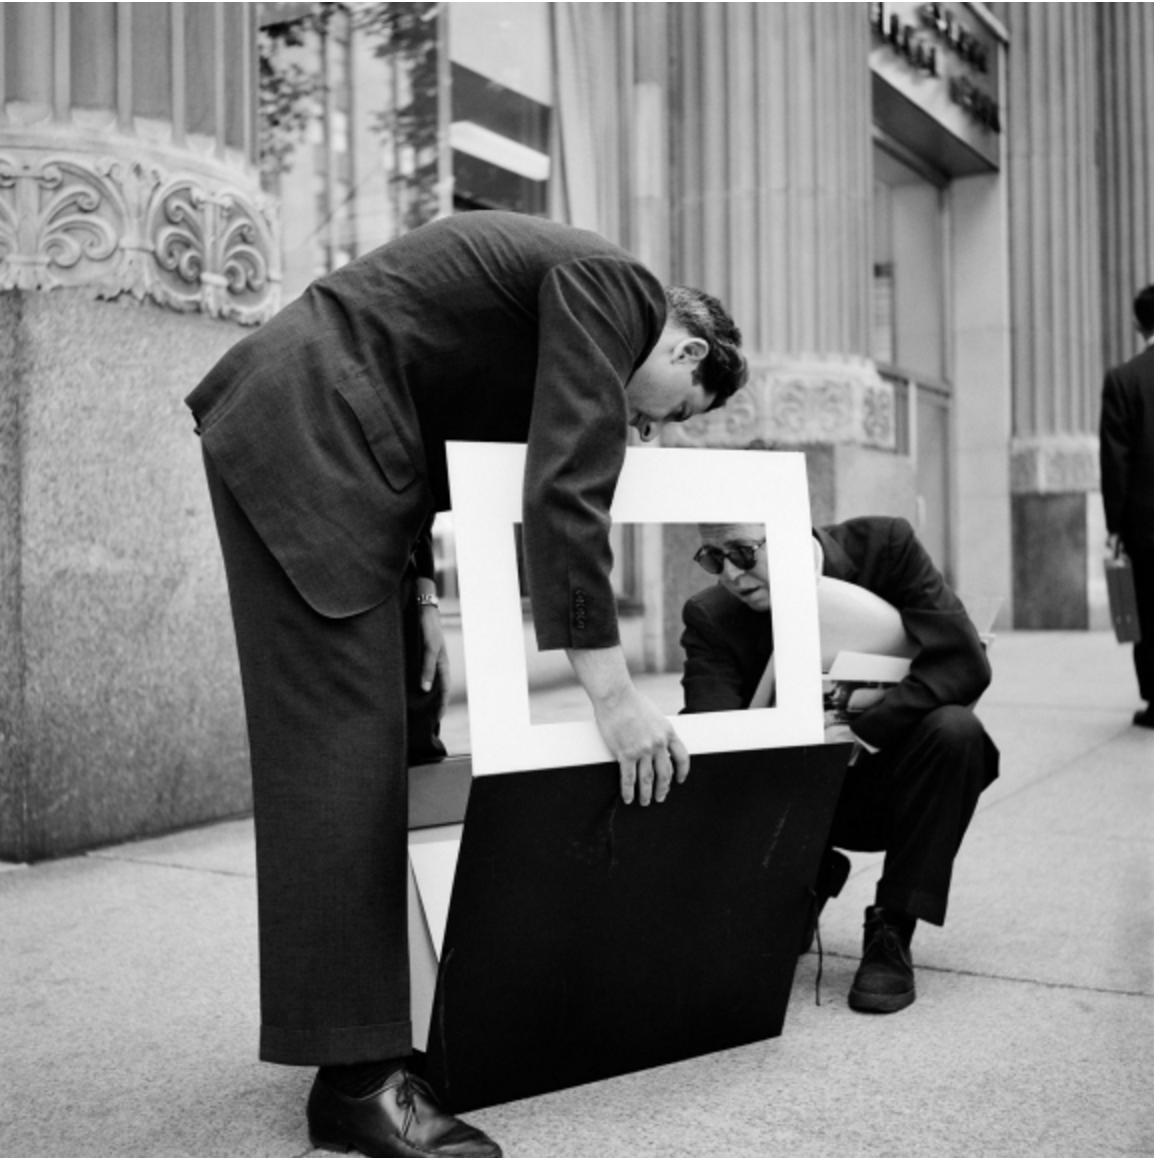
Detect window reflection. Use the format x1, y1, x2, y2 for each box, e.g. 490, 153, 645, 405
260, 2, 555, 299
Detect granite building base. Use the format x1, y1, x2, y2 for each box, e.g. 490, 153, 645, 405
1012, 492, 1090, 630
0, 291, 250, 861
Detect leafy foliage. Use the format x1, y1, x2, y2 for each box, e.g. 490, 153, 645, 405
355, 2, 443, 230
257, 10, 329, 186
257, 3, 443, 228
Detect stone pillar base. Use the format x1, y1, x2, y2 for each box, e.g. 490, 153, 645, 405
0, 291, 250, 861
1010, 437, 1109, 631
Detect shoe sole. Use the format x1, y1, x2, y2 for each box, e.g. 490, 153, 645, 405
848, 986, 916, 1013
307, 1120, 381, 1158
309, 1139, 352, 1155
309, 1120, 503, 1158
307, 1128, 426, 1158
308, 1121, 357, 1155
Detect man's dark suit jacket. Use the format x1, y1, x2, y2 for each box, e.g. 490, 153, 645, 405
1100, 343, 1154, 554
681, 517, 992, 752
186, 211, 665, 649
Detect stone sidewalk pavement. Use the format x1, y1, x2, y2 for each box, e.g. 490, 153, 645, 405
2, 631, 1152, 1157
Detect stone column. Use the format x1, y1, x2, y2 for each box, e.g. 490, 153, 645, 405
1004, 4, 1103, 628
1098, 3, 1154, 370
627, 4, 674, 673
664, 3, 893, 480
669, 3, 874, 355
0, 3, 278, 860
659, 3, 895, 661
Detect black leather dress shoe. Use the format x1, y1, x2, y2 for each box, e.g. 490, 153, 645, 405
799, 849, 852, 955
307, 1067, 502, 1158
1133, 707, 1154, 729
848, 905, 916, 1013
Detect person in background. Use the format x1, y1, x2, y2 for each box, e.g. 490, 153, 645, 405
1100, 284, 1154, 729
187, 211, 746, 1158
681, 516, 998, 1014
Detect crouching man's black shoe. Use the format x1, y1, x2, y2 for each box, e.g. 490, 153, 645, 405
307, 1067, 502, 1158
848, 905, 916, 1014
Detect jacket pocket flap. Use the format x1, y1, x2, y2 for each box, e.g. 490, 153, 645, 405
334, 373, 418, 493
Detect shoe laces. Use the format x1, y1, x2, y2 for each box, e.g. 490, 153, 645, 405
863, 911, 911, 963
390, 1069, 439, 1136
809, 884, 824, 1007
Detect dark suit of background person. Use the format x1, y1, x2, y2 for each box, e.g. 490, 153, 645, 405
681, 517, 999, 1013
1100, 284, 1154, 729
186, 210, 745, 1157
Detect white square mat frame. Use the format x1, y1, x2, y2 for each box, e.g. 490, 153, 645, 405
446, 442, 824, 776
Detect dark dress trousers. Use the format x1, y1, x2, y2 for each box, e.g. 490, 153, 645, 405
187, 212, 667, 1066
681, 517, 999, 926
1100, 344, 1154, 703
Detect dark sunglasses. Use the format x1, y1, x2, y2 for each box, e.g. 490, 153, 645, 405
693, 539, 766, 575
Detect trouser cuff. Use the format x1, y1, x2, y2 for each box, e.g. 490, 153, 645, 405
875, 882, 947, 927
260, 1018, 413, 1067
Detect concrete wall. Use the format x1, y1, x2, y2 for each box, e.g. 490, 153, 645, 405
0, 291, 249, 861
951, 171, 1014, 629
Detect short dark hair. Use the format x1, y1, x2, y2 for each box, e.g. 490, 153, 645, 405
1134, 285, 1154, 336
663, 285, 748, 410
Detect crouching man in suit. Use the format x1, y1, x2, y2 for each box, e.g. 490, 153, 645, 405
680, 517, 999, 1013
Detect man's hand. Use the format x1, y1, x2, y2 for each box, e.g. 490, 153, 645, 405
593, 683, 690, 805
417, 583, 451, 721
567, 646, 689, 805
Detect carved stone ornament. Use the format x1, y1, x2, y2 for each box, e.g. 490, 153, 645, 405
664, 355, 896, 451
0, 148, 279, 325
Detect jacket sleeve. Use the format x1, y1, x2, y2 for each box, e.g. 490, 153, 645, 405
522, 256, 665, 651
1099, 368, 1131, 537
680, 596, 753, 713
850, 519, 992, 751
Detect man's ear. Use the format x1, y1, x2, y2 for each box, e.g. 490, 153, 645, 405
672, 336, 709, 364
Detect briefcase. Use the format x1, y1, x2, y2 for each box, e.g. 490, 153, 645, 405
1105, 552, 1143, 643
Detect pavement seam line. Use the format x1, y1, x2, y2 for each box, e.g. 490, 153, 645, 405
983, 701, 1134, 713
85, 852, 254, 879
968, 726, 1139, 815
815, 949, 1153, 999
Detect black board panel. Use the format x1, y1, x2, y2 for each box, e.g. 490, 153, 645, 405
423, 744, 850, 1112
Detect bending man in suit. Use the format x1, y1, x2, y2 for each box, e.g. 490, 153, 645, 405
1100, 284, 1154, 729
186, 212, 747, 1158
681, 516, 998, 1013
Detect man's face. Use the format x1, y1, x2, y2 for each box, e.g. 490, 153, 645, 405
626, 326, 715, 442
697, 523, 770, 612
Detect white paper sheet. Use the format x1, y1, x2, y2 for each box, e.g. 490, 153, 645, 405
407, 826, 463, 1053
826, 651, 912, 684
408, 828, 463, 958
